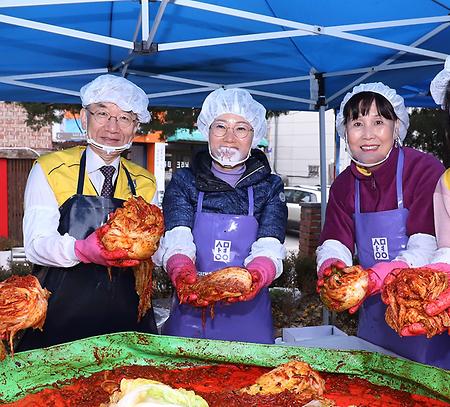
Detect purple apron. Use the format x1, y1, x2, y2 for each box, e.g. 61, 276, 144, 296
354, 148, 449, 369
162, 187, 274, 343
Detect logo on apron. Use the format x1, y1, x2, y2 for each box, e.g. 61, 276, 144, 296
213, 240, 231, 262
371, 237, 389, 260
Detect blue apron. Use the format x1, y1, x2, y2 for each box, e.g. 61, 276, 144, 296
354, 148, 449, 369
162, 187, 274, 343
17, 151, 157, 351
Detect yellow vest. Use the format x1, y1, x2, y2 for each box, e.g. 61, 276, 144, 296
37, 146, 156, 207
443, 168, 450, 191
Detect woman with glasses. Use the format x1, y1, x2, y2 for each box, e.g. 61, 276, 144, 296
157, 88, 287, 343
18, 74, 158, 351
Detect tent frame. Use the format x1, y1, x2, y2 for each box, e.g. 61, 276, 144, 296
0, 1, 448, 104
0, 0, 448, 219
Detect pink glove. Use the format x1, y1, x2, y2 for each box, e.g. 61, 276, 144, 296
74, 230, 139, 268
316, 259, 378, 314
166, 254, 199, 304
347, 260, 408, 314
234, 257, 276, 303
372, 260, 408, 289
397, 263, 450, 337
316, 258, 346, 294
423, 263, 450, 317
367, 260, 409, 293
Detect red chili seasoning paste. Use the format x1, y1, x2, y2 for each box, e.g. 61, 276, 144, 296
2, 364, 447, 407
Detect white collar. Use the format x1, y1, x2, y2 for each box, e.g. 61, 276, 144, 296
85, 146, 121, 174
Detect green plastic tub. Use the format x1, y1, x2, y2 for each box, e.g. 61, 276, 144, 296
0, 332, 449, 403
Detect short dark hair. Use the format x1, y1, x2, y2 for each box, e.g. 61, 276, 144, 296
343, 91, 398, 124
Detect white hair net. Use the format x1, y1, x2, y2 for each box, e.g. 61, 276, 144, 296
197, 88, 267, 148
336, 82, 409, 142
430, 56, 450, 109
80, 74, 150, 123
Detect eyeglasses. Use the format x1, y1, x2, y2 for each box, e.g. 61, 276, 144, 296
87, 109, 136, 129
210, 121, 254, 139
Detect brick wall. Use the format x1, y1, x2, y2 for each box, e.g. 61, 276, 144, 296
0, 102, 52, 149
0, 103, 54, 244
298, 202, 322, 258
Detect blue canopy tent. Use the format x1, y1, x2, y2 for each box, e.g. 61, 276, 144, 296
0, 1, 449, 107
0, 0, 449, 224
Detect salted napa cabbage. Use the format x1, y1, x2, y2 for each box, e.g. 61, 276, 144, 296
108, 378, 209, 407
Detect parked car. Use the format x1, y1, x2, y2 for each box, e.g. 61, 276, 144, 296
284, 185, 328, 234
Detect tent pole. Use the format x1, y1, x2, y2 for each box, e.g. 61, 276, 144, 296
0, 79, 79, 96
0, 14, 132, 49
120, 11, 143, 77
163, 0, 450, 34
335, 113, 341, 177
0, 68, 107, 81
315, 73, 330, 325
327, 22, 450, 103
319, 105, 330, 325
141, 0, 149, 42
319, 106, 327, 227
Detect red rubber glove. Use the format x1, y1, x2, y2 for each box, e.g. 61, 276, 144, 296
74, 229, 139, 268
347, 260, 408, 314
234, 257, 276, 303
395, 263, 450, 337
166, 254, 200, 305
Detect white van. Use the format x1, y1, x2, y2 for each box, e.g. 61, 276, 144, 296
284, 185, 328, 234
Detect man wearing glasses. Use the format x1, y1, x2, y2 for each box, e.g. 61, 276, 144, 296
157, 88, 287, 344
19, 74, 158, 351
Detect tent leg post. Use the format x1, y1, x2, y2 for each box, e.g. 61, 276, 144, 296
318, 101, 331, 325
